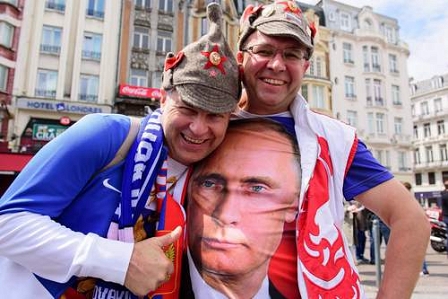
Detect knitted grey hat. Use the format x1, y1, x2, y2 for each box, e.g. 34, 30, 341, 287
162, 3, 240, 113
238, 0, 315, 58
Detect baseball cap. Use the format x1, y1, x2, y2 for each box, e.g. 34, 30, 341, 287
238, 0, 315, 58
162, 3, 241, 114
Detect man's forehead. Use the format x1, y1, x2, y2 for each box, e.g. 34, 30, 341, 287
246, 31, 302, 48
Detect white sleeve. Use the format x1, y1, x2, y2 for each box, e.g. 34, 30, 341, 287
0, 211, 134, 284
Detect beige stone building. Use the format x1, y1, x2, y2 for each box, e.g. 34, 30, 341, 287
10, 0, 121, 153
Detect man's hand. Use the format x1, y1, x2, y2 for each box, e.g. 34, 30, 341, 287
124, 226, 182, 296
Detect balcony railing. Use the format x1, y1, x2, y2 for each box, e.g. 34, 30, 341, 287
82, 50, 101, 61
45, 1, 65, 11
40, 44, 61, 54
35, 89, 56, 98
86, 9, 104, 18
79, 94, 98, 102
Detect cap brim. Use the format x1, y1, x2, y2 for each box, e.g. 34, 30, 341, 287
257, 21, 313, 50
176, 84, 237, 114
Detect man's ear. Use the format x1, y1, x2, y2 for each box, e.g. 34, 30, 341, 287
236, 51, 244, 64
159, 89, 167, 107
303, 60, 310, 72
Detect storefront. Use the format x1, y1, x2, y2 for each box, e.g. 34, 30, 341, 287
0, 152, 33, 195
115, 84, 161, 116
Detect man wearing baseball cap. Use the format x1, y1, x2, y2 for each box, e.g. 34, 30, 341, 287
235, 1, 429, 298
0, 3, 240, 299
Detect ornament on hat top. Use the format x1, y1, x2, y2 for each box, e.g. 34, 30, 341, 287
275, 0, 302, 15
201, 44, 227, 75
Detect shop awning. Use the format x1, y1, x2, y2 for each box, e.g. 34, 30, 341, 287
0, 153, 33, 173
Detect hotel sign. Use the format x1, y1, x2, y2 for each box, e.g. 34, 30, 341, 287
17, 98, 112, 114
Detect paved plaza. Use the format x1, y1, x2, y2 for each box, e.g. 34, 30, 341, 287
358, 244, 448, 298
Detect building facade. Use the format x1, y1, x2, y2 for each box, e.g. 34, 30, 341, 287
11, 0, 121, 155
0, 0, 27, 194
298, 3, 333, 117
317, 0, 413, 183
410, 74, 448, 206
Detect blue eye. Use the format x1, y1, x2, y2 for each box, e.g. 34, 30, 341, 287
201, 180, 216, 188
250, 185, 265, 193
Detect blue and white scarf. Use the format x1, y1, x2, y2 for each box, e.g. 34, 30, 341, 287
107, 108, 167, 242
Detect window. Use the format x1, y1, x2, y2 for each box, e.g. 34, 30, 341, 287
421, 101, 429, 115
426, 146, 434, 163
45, 0, 66, 11
343, 43, 353, 64
0, 64, 8, 92
413, 125, 418, 139
41, 26, 62, 54
398, 151, 407, 171
82, 32, 102, 60
340, 12, 350, 31
428, 172, 436, 185
373, 79, 383, 106
301, 84, 308, 99
347, 110, 357, 127
130, 68, 148, 87
201, 17, 209, 36
363, 19, 372, 30
152, 71, 162, 89
344, 76, 355, 98
133, 27, 150, 49
312, 85, 325, 109
423, 123, 431, 137
371, 47, 381, 72
86, 0, 105, 18
2, 0, 18, 6
414, 149, 421, 165
389, 54, 398, 73
415, 173, 422, 185
36, 69, 58, 98
365, 78, 372, 105
79, 74, 99, 102
375, 150, 390, 169
434, 98, 442, 112
362, 46, 370, 72
0, 22, 14, 48
440, 144, 448, 161
437, 120, 445, 135
309, 56, 323, 77
391, 85, 401, 105
384, 25, 396, 43
135, 0, 151, 10
376, 113, 385, 134
159, 0, 173, 12
367, 112, 374, 134
315, 57, 323, 78
157, 31, 172, 53
394, 117, 402, 134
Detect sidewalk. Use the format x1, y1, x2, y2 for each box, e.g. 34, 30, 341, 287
357, 243, 448, 298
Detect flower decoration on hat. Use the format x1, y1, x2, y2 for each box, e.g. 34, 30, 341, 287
201, 44, 228, 75
278, 0, 302, 15
309, 21, 317, 42
164, 52, 184, 71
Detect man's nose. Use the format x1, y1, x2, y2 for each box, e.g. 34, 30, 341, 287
212, 191, 241, 226
189, 115, 208, 135
267, 51, 287, 72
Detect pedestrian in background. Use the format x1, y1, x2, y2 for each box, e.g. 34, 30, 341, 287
348, 201, 370, 264
441, 180, 448, 257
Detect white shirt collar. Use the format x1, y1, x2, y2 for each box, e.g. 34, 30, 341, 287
187, 249, 271, 299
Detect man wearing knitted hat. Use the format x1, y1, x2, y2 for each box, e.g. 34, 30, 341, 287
235, 1, 429, 298
0, 3, 239, 299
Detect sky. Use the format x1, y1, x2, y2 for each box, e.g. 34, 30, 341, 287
300, 0, 448, 82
